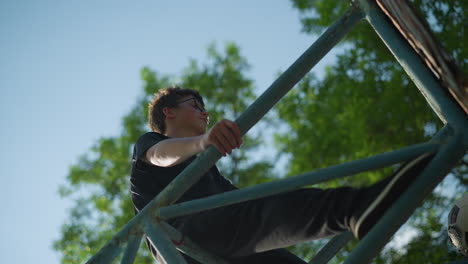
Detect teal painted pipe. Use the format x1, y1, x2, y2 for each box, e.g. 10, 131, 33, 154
86, 0, 468, 262
85, 213, 143, 264
120, 235, 141, 264
85, 244, 121, 264
152, 5, 365, 210
235, 4, 364, 136
160, 222, 230, 264
343, 133, 467, 264
87, 7, 364, 262
158, 141, 439, 220
444, 260, 468, 264
143, 222, 187, 264
356, 0, 468, 140
308, 232, 353, 264
85, 126, 446, 263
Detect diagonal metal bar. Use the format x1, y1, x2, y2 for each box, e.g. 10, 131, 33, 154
85, 242, 123, 264
85, 1, 468, 262
355, 0, 468, 137
120, 235, 142, 264
86, 126, 448, 264
143, 222, 187, 264
308, 232, 353, 264
85, 216, 143, 264
158, 141, 439, 220
234, 4, 364, 137
160, 222, 230, 264
343, 132, 467, 264
150, 5, 365, 210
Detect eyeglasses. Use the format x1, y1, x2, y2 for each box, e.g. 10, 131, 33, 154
176, 97, 210, 125
176, 97, 206, 113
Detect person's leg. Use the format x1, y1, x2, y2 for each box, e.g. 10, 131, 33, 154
348, 152, 435, 239
182, 248, 307, 264
171, 186, 358, 257
230, 248, 307, 264
147, 234, 307, 264
170, 151, 435, 259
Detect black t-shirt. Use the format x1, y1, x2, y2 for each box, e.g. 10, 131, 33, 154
130, 132, 237, 213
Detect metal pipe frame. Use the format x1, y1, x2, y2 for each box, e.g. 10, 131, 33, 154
85, 212, 144, 264
160, 222, 230, 264
143, 222, 188, 264
151, 4, 364, 210
120, 236, 141, 264
87, 140, 440, 263
158, 141, 439, 220
354, 0, 468, 139
339, 1, 468, 262
86, 5, 365, 264
85, 0, 467, 263
308, 232, 353, 264
344, 128, 466, 264
234, 3, 363, 137
139, 5, 364, 262
302, 125, 453, 264
444, 261, 468, 264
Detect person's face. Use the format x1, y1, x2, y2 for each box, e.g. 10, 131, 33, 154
173, 96, 209, 135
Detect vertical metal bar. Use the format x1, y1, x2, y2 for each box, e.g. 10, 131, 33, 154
158, 141, 439, 220
355, 0, 468, 136
160, 222, 230, 264
120, 235, 142, 264
152, 5, 365, 209
308, 232, 353, 264
343, 133, 467, 264
143, 222, 187, 264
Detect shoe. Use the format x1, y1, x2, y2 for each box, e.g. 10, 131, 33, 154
350, 152, 435, 239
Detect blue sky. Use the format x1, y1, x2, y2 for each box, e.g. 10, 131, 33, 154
0, 1, 340, 263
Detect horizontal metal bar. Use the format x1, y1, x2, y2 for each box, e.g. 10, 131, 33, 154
160, 222, 230, 264
343, 133, 467, 264
159, 141, 439, 220
120, 235, 142, 264
143, 222, 187, 264
150, 5, 365, 210
86, 123, 450, 263
444, 261, 468, 264
308, 232, 353, 264
88, 126, 447, 263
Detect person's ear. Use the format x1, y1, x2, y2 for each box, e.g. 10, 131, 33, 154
163, 107, 176, 119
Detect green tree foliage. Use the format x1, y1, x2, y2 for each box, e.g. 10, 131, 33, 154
53, 42, 275, 263
277, 0, 467, 262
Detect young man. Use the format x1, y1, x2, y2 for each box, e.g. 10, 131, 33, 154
130, 87, 435, 264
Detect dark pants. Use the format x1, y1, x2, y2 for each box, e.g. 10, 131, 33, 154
168, 186, 363, 263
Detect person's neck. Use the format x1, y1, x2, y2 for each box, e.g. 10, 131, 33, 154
164, 126, 201, 138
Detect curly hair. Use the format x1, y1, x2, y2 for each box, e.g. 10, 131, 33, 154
148, 86, 204, 133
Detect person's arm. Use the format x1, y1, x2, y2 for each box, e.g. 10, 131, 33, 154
145, 119, 243, 167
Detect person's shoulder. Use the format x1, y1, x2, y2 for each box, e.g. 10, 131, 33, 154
133, 132, 169, 159
135, 132, 168, 149
137, 131, 167, 142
